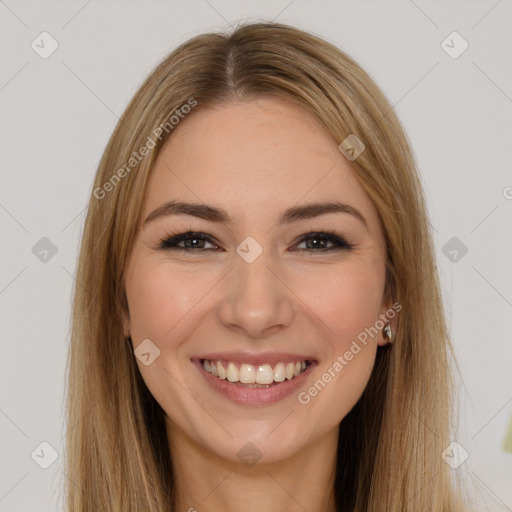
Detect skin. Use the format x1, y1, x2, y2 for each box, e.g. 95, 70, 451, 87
123, 97, 397, 512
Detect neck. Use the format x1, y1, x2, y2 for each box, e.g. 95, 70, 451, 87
166, 420, 339, 512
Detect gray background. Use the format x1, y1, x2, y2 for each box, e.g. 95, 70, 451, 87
1, 0, 511, 510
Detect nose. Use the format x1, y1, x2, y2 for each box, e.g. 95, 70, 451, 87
216, 248, 295, 339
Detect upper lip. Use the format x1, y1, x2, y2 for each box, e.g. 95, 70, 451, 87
192, 352, 317, 366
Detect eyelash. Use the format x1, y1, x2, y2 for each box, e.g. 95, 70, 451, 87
155, 229, 354, 253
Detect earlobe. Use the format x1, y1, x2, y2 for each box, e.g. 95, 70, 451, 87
376, 320, 395, 347
377, 299, 400, 346
382, 322, 393, 345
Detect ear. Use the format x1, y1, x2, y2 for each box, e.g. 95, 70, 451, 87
376, 297, 401, 347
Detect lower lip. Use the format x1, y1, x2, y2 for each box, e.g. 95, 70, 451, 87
192, 359, 316, 406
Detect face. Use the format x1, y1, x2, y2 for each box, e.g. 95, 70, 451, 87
123, 97, 394, 465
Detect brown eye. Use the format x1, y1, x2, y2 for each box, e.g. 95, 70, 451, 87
156, 230, 354, 253
158, 232, 220, 251
292, 232, 354, 252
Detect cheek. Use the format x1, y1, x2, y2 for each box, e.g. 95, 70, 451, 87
125, 259, 203, 343
295, 260, 385, 349
295, 268, 381, 422
293, 261, 383, 410
126, 252, 385, 353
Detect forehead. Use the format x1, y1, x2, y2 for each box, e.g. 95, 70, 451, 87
142, 98, 380, 231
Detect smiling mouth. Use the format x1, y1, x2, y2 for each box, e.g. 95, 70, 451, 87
200, 359, 313, 387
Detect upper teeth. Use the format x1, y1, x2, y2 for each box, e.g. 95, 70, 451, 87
203, 360, 307, 384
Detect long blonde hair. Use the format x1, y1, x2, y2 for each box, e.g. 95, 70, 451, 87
64, 21, 466, 511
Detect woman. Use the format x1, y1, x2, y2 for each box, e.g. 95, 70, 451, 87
64, 21, 467, 511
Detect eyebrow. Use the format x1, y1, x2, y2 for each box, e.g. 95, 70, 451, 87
143, 200, 368, 230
